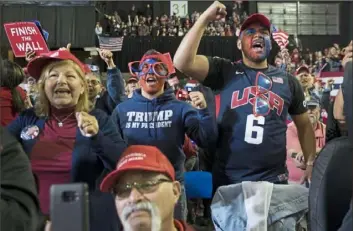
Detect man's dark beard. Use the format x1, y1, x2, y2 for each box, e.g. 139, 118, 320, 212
242, 44, 267, 63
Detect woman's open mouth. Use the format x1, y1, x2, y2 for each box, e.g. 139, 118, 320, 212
54, 88, 71, 96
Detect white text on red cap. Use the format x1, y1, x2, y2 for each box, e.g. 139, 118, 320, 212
117, 153, 147, 169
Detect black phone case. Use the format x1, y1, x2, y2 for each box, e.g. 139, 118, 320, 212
50, 183, 90, 231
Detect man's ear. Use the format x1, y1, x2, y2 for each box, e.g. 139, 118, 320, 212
237, 39, 242, 51
172, 181, 181, 205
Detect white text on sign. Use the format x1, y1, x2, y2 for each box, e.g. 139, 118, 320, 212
170, 1, 188, 18
10, 27, 44, 52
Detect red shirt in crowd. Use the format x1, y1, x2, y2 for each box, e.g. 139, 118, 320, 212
183, 135, 197, 159
0, 86, 26, 126
30, 107, 76, 214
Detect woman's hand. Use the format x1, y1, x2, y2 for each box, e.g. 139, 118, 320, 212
25, 50, 36, 62
76, 112, 99, 137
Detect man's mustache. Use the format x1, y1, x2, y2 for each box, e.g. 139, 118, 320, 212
122, 202, 153, 221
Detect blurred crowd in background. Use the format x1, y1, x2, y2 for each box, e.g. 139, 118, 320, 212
95, 2, 248, 37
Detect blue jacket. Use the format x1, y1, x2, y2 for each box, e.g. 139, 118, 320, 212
7, 108, 127, 231
111, 88, 218, 181
95, 68, 126, 115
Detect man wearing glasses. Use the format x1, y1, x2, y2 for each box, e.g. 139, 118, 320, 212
173, 1, 316, 189
100, 145, 195, 231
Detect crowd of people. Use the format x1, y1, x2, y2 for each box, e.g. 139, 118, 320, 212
274, 43, 346, 75
95, 1, 248, 37
1, 1, 352, 231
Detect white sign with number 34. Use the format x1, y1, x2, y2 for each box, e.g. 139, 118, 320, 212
170, 1, 188, 18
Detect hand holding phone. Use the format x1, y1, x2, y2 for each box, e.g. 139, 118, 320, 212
50, 183, 89, 231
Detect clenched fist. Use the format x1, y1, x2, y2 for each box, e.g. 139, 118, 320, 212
202, 1, 227, 22
98, 49, 116, 68
189, 91, 207, 109
76, 112, 99, 137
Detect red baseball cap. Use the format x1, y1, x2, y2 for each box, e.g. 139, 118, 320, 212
127, 76, 138, 83
240, 13, 271, 33
295, 65, 310, 75
100, 145, 175, 192
26, 50, 87, 80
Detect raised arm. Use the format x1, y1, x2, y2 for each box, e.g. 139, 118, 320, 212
98, 49, 126, 104
173, 1, 227, 82
183, 91, 218, 149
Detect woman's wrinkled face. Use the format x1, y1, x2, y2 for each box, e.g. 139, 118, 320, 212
44, 63, 84, 109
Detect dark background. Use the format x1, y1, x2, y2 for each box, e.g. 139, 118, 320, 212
0, 1, 352, 71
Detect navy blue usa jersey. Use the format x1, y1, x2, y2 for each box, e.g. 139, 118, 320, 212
203, 57, 306, 184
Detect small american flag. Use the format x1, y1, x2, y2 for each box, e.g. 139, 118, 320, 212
272, 77, 283, 84
271, 25, 289, 50
98, 36, 124, 52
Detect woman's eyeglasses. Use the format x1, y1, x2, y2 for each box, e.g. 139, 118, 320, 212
112, 178, 172, 199
128, 61, 169, 78
253, 72, 273, 117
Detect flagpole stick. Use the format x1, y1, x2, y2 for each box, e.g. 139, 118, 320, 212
8, 49, 14, 62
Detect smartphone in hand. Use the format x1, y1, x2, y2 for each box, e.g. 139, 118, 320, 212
50, 183, 90, 231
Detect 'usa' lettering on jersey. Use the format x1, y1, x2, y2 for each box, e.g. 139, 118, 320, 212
230, 86, 284, 116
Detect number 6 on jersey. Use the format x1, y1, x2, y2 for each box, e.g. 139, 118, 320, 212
244, 114, 265, 145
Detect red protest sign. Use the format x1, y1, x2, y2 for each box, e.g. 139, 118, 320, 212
3, 22, 49, 57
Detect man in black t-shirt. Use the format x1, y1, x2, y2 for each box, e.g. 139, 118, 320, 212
173, 1, 316, 188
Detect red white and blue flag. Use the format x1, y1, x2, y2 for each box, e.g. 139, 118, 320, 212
98, 36, 124, 52
271, 25, 289, 50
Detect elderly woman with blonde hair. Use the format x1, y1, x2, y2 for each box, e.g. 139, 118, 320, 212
7, 50, 126, 231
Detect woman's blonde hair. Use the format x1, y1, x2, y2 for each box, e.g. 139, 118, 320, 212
34, 59, 91, 117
